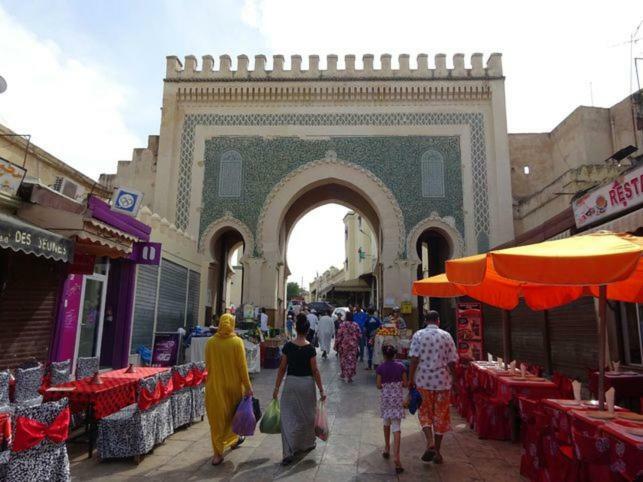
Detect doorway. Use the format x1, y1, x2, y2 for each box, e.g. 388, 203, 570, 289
75, 258, 109, 360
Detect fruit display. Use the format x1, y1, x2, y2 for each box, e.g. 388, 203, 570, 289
376, 326, 399, 337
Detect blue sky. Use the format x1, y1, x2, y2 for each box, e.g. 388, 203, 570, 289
1, 0, 642, 285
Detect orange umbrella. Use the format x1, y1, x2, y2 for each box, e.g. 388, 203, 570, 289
444, 231, 643, 409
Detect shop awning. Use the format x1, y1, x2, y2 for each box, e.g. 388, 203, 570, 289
0, 212, 73, 263
327, 278, 372, 293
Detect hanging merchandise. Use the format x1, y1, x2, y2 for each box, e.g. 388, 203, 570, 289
455, 301, 483, 361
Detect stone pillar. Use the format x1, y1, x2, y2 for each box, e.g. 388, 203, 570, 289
381, 259, 418, 330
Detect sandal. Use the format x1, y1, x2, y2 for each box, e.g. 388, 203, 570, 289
395, 464, 404, 474
421, 449, 435, 462
281, 456, 294, 466
433, 453, 444, 464
231, 436, 245, 450
382, 451, 390, 459
211, 455, 224, 466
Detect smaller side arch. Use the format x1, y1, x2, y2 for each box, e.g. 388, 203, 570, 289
406, 212, 465, 265
199, 212, 255, 257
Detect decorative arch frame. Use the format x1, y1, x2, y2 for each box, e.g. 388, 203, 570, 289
406, 212, 465, 265
199, 212, 255, 259
256, 152, 406, 265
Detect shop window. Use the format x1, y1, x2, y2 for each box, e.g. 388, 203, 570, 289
421, 150, 445, 198
218, 150, 242, 198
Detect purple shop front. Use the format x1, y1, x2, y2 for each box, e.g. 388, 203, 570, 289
51, 196, 155, 370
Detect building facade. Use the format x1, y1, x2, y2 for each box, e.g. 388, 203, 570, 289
105, 52, 515, 328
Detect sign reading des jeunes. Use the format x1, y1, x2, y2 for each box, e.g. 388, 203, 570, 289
129, 241, 161, 265
110, 186, 143, 217
573, 164, 643, 228
0, 212, 73, 262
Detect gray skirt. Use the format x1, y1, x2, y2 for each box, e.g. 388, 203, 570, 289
280, 375, 316, 458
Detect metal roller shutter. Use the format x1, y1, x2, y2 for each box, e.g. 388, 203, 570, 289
186, 270, 200, 329
482, 304, 503, 357
548, 297, 598, 380
0, 251, 63, 368
510, 301, 547, 369
130, 264, 159, 353
156, 259, 188, 332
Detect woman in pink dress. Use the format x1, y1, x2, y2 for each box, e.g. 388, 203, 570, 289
334, 311, 361, 382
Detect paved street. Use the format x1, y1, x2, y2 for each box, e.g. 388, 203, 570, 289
69, 352, 525, 481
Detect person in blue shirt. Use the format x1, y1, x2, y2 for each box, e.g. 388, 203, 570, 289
353, 306, 369, 362
364, 308, 382, 370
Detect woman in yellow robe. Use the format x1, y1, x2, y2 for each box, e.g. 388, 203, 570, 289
205, 313, 253, 465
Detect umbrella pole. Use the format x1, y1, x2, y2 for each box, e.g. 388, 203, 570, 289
502, 309, 511, 369
598, 285, 607, 411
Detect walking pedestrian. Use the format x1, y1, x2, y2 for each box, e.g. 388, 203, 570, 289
306, 309, 319, 345
353, 306, 368, 362
386, 307, 407, 330
334, 311, 361, 382
317, 310, 335, 358
273, 313, 326, 465
205, 313, 253, 466
260, 307, 269, 337
376, 344, 407, 474
364, 308, 382, 370
286, 314, 294, 339
408, 310, 457, 464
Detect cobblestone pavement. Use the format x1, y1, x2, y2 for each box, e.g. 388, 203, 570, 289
70, 351, 525, 481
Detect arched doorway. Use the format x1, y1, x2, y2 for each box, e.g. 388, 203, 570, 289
199, 215, 254, 324
255, 155, 406, 328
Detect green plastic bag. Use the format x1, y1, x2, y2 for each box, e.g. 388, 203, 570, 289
260, 399, 281, 434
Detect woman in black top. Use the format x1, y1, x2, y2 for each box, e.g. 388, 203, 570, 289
273, 313, 326, 465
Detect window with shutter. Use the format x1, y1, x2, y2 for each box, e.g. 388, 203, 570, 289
130, 264, 159, 353
218, 150, 242, 198
421, 150, 445, 198
156, 259, 188, 332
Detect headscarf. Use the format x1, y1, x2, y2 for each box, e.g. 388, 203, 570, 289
215, 313, 236, 339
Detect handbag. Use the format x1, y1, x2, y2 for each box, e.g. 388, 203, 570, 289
314, 400, 329, 441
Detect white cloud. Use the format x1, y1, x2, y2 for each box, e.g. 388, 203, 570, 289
0, 6, 141, 180
241, 0, 261, 29
241, 0, 643, 132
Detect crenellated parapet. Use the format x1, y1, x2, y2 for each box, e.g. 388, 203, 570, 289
165, 53, 503, 81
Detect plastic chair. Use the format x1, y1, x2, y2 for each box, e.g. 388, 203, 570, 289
97, 376, 160, 462
170, 364, 194, 429
154, 371, 174, 444
517, 396, 544, 481
49, 360, 72, 386
0, 371, 10, 412
571, 418, 620, 482
14, 365, 44, 408
552, 372, 574, 400
75, 357, 99, 380
6, 398, 70, 482
473, 392, 511, 440
190, 362, 206, 423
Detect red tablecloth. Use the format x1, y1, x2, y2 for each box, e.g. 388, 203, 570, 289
589, 371, 643, 399
44, 377, 136, 420
100, 367, 168, 381
0, 412, 10, 449
569, 410, 643, 481
469, 362, 559, 403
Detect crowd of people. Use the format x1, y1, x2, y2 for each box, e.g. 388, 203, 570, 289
202, 306, 458, 473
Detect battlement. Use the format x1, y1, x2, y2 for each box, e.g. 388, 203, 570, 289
165, 53, 503, 81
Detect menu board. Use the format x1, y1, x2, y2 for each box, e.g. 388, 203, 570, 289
151, 332, 182, 367
455, 302, 483, 361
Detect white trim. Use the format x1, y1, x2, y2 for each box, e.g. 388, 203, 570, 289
126, 264, 140, 357
150, 258, 163, 340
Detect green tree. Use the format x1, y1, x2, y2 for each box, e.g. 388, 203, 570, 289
287, 281, 302, 300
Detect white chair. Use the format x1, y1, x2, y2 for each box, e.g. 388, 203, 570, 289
49, 360, 72, 386
75, 357, 99, 380
190, 361, 206, 422
154, 371, 174, 444
170, 364, 193, 429
13, 365, 44, 408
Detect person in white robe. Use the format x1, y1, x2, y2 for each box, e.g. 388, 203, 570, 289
317, 310, 335, 359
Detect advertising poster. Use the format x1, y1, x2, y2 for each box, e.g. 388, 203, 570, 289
455, 302, 483, 361
151, 332, 182, 367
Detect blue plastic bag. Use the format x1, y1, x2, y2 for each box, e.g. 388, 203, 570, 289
408, 387, 423, 415
232, 396, 257, 436
136, 345, 152, 365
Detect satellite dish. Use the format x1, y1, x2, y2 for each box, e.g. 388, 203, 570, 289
0, 76, 6, 94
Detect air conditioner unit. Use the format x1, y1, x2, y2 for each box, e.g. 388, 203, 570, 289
53, 176, 80, 199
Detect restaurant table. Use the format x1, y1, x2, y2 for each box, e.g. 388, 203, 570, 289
470, 362, 559, 403
44, 367, 168, 458
569, 409, 643, 482
589, 371, 643, 408
0, 412, 10, 451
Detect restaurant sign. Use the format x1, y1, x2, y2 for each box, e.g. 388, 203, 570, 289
0, 212, 73, 263
573, 164, 643, 228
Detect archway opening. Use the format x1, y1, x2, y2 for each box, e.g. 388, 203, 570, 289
280, 182, 383, 327
206, 227, 246, 321
415, 229, 454, 332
